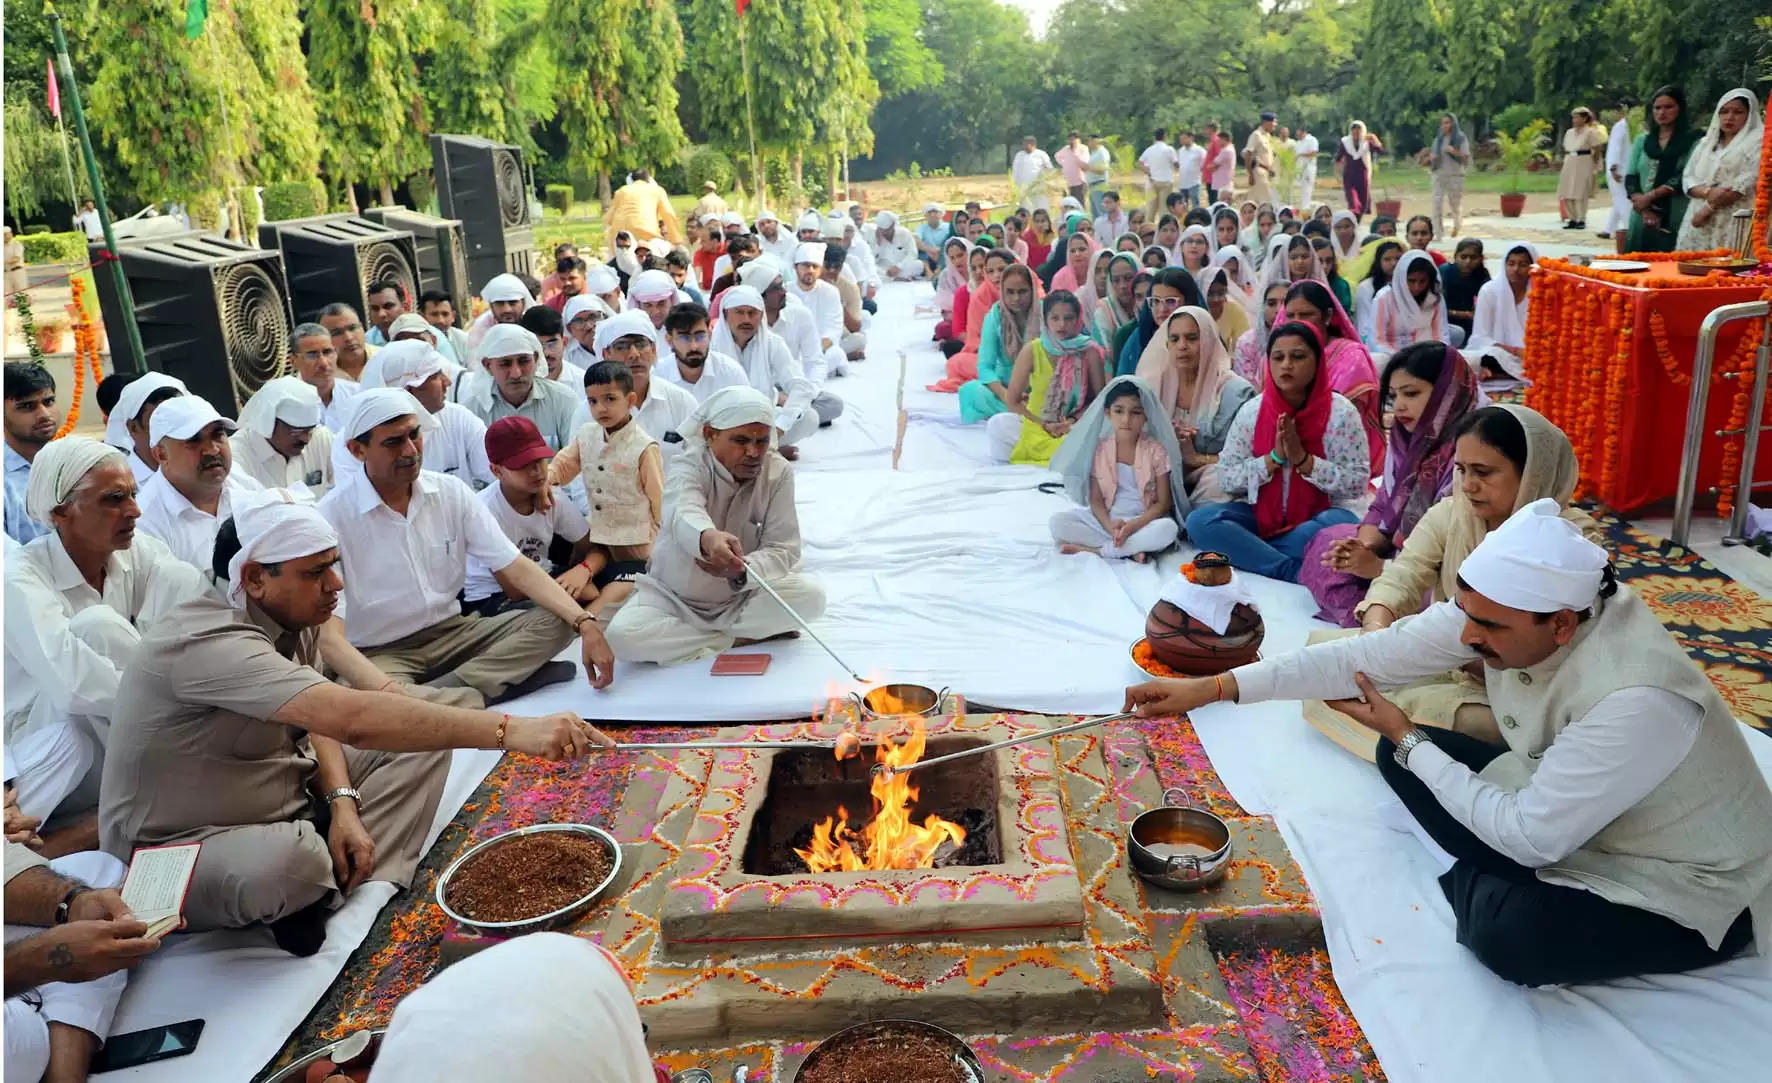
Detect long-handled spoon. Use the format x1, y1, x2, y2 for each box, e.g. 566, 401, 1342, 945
746, 563, 868, 683
871, 712, 1136, 778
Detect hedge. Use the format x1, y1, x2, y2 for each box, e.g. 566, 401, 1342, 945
684, 146, 736, 196
544, 184, 573, 215
19, 231, 89, 266
261, 179, 326, 222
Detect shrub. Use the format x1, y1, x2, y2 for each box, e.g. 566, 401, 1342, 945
262, 179, 326, 222
21, 224, 51, 235
1491, 104, 1548, 141
19, 231, 88, 265
544, 184, 574, 215
684, 146, 737, 196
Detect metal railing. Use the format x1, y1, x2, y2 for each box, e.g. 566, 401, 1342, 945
1672, 300, 1772, 547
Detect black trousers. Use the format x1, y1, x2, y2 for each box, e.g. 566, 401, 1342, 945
1377, 728, 1753, 987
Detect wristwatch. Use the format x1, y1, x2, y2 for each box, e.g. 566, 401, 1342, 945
1392, 727, 1431, 770
54, 885, 86, 925
323, 787, 364, 809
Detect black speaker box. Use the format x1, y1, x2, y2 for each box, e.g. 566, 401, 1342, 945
89, 232, 293, 413
256, 214, 420, 325
361, 206, 471, 326
430, 133, 535, 291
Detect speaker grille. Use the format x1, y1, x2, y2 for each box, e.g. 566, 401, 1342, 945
494, 148, 528, 228
358, 239, 420, 303
214, 261, 292, 403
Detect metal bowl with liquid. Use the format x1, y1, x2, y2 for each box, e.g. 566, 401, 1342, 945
1128, 787, 1233, 891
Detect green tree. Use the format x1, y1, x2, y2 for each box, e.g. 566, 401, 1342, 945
1439, 0, 1521, 132
3, 98, 81, 228
552, 0, 686, 202
862, 0, 940, 98
1348, 0, 1447, 151
423, 0, 561, 151
230, 0, 325, 185
303, 0, 436, 206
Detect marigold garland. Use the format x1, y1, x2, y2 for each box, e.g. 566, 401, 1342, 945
1752, 117, 1772, 263
1536, 251, 1735, 289
52, 276, 104, 439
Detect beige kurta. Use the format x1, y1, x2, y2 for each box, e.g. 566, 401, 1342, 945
1557, 125, 1606, 200
99, 593, 448, 931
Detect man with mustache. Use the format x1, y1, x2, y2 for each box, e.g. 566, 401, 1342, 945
659, 303, 747, 405
135, 395, 265, 573
318, 388, 615, 710
570, 310, 698, 468
4, 363, 61, 544
1125, 501, 1772, 987
99, 489, 611, 955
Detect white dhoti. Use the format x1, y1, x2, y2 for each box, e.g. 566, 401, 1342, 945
822, 343, 849, 379
1296, 161, 1318, 206
1049, 506, 1179, 558
4, 850, 130, 1082
605, 573, 827, 665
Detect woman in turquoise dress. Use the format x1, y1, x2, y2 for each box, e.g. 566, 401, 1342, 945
958, 262, 1042, 423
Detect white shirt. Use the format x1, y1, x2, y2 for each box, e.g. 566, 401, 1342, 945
316, 378, 362, 436
76, 209, 103, 240
1175, 144, 1207, 188
1093, 211, 1130, 244
1086, 145, 1112, 184
1295, 134, 1320, 161
1011, 147, 1055, 188
462, 484, 590, 602
1233, 599, 1703, 869
757, 228, 799, 267
1605, 118, 1632, 174
656, 349, 749, 404
770, 301, 829, 385
569, 376, 698, 466
317, 470, 522, 647
709, 322, 814, 433
134, 469, 265, 572
787, 278, 843, 349
126, 450, 155, 487
3, 531, 207, 740
1138, 141, 1178, 183
229, 427, 335, 498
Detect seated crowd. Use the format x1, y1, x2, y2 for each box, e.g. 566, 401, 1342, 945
2, 129, 1769, 1080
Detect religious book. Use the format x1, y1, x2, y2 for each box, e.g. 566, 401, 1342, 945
120, 841, 202, 936
711, 653, 772, 676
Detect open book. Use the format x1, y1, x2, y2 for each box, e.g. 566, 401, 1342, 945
120, 842, 201, 939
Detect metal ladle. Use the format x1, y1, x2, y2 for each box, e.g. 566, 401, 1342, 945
607, 738, 840, 753
746, 563, 868, 683
871, 711, 1136, 779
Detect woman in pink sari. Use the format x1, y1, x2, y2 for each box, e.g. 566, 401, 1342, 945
1050, 230, 1099, 294
1277, 279, 1383, 477
930, 246, 1016, 392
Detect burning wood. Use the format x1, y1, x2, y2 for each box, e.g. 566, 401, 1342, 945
795, 719, 967, 872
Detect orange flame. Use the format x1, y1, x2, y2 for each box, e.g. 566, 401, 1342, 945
796, 718, 966, 872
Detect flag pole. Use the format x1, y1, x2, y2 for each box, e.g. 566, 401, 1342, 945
737, 10, 762, 217
49, 9, 146, 372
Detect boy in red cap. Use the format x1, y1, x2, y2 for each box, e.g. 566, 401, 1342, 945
463, 416, 593, 616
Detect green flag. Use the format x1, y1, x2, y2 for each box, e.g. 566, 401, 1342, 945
185, 0, 208, 39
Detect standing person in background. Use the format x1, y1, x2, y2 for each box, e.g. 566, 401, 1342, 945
1557, 107, 1607, 231
691, 181, 727, 222
603, 168, 683, 246
1677, 88, 1764, 252
1243, 112, 1279, 206
1207, 130, 1237, 206
1430, 115, 1470, 238
1624, 87, 1698, 254
1336, 121, 1383, 220
1174, 131, 1206, 210
4, 228, 27, 301
75, 199, 103, 242
1294, 124, 1320, 205
1012, 135, 1056, 211
1202, 124, 1226, 202
1086, 135, 1113, 216
1602, 104, 1633, 242
1056, 132, 1089, 208
1137, 128, 1179, 219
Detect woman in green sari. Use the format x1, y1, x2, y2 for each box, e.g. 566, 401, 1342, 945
1624, 86, 1699, 254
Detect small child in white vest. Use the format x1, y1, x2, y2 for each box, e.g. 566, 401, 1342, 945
548, 360, 664, 610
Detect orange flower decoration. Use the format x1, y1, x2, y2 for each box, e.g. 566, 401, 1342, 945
52, 276, 103, 440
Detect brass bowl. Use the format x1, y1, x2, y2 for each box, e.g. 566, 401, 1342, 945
853, 682, 950, 720
794, 1019, 984, 1083
1128, 788, 1233, 891
435, 823, 623, 934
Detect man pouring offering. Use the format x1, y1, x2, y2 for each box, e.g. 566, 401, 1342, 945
1126, 499, 1772, 987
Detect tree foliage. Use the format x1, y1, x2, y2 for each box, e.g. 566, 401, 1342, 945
303, 0, 435, 194
4, 99, 81, 226
861, 0, 940, 99
552, 0, 686, 184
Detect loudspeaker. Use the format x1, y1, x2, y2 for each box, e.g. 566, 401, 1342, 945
256, 214, 420, 326
361, 206, 471, 326
89, 232, 293, 413
430, 133, 535, 291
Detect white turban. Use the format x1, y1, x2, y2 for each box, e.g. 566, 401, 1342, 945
628, 269, 676, 304
594, 310, 657, 355
103, 372, 187, 449
387, 312, 438, 343
1458, 498, 1610, 614
25, 436, 127, 524
736, 257, 782, 294
796, 211, 823, 235
472, 322, 544, 369
682, 385, 777, 459
238, 378, 321, 439
794, 242, 827, 266
875, 210, 898, 230
721, 211, 745, 228
922, 202, 942, 215
338, 388, 438, 444
480, 273, 535, 307
369, 339, 446, 391
585, 265, 621, 297
821, 214, 847, 240
225, 488, 340, 609
562, 294, 614, 326
720, 285, 765, 314
755, 209, 780, 225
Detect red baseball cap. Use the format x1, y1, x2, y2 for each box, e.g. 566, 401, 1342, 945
484, 416, 553, 469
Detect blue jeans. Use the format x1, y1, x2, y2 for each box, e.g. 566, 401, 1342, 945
1088, 182, 1107, 217
1185, 501, 1359, 582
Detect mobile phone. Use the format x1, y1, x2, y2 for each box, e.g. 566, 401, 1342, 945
90, 1019, 204, 1073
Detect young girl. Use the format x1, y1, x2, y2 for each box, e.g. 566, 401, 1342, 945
1310, 236, 1354, 314
985, 291, 1105, 466
1195, 265, 1252, 356
1439, 237, 1489, 344
1023, 208, 1056, 268
1048, 377, 1182, 562
1213, 208, 1243, 253
1371, 249, 1450, 362
1233, 281, 1289, 383
1353, 239, 1403, 346
1177, 225, 1213, 273
934, 237, 972, 346
1155, 214, 1182, 263
1091, 252, 1140, 350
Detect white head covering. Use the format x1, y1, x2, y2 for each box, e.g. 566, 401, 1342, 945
594, 310, 658, 355
103, 372, 187, 449
736, 256, 783, 294
627, 269, 676, 304
472, 322, 544, 369
562, 293, 615, 326
371, 933, 653, 1083
1048, 374, 1190, 519
644, 236, 674, 261
1458, 497, 1609, 614
225, 488, 339, 608
720, 285, 765, 314
922, 202, 943, 215
793, 241, 826, 266
1211, 245, 1255, 292
720, 211, 745, 228
387, 312, 438, 344
1329, 210, 1362, 263
585, 265, 621, 298
338, 387, 438, 444
370, 339, 447, 391
1685, 89, 1765, 196
1379, 249, 1446, 337
1060, 195, 1084, 214
755, 209, 780, 226
682, 385, 776, 458
796, 211, 823, 235
148, 394, 237, 447
25, 437, 127, 524
237, 378, 321, 439
874, 210, 899, 231
821, 213, 847, 240
479, 272, 535, 308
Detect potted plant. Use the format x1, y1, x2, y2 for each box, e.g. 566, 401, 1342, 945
1493, 119, 1552, 218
